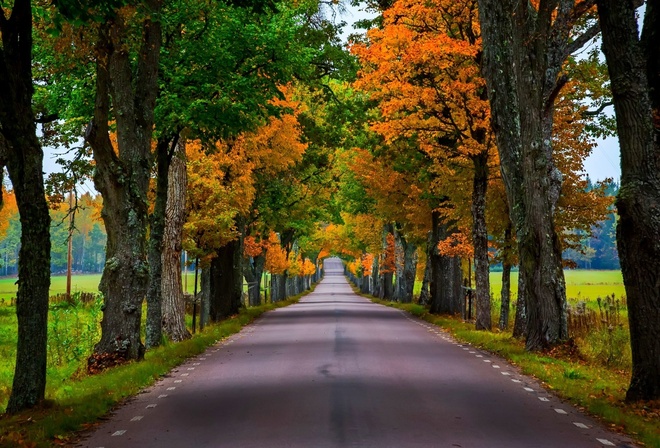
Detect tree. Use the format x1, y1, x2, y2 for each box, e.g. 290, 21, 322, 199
352, 0, 496, 324
0, 0, 52, 413
595, 0, 660, 401
475, 0, 600, 350
161, 140, 190, 342
84, 1, 162, 366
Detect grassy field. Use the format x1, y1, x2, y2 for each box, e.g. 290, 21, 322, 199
489, 269, 625, 302
0, 271, 269, 302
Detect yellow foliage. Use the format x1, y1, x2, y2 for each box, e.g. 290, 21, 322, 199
0, 188, 17, 240
264, 232, 289, 275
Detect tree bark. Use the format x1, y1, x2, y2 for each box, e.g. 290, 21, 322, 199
199, 266, 210, 329
86, 3, 162, 365
244, 254, 265, 307
476, 0, 568, 350
596, 0, 660, 402
472, 151, 491, 330
1, 0, 52, 411
146, 135, 176, 348
371, 256, 380, 297
498, 222, 514, 330
513, 272, 527, 339
418, 234, 432, 305
161, 140, 190, 342
209, 240, 242, 321
429, 211, 463, 315
382, 224, 394, 300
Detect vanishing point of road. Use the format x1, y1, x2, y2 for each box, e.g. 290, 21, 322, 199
79, 258, 636, 448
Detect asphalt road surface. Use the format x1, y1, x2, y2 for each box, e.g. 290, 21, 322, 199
79, 258, 636, 448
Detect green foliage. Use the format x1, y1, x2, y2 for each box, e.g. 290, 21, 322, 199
47, 295, 103, 368
584, 326, 631, 369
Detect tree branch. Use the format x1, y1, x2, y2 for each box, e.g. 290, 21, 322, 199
544, 73, 569, 115
566, 22, 601, 56
582, 101, 613, 117
34, 113, 59, 124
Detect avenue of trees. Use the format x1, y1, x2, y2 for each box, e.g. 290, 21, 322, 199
0, 0, 657, 413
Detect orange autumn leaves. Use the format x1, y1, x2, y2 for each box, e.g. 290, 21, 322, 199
342, 0, 611, 266
184, 91, 307, 258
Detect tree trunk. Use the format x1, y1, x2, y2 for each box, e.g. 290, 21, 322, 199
513, 273, 527, 339
86, 5, 161, 365
199, 266, 210, 329
0, 0, 52, 413
429, 211, 463, 315
472, 151, 491, 330
419, 235, 432, 305
596, 0, 660, 401
244, 254, 265, 307
161, 140, 190, 342
499, 223, 514, 330
146, 135, 176, 348
209, 240, 242, 321
476, 0, 568, 350
272, 273, 287, 302
499, 262, 512, 331
382, 224, 394, 300
370, 256, 380, 297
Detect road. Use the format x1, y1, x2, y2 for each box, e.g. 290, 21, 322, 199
79, 258, 636, 448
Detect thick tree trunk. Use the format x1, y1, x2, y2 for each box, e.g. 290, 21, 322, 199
382, 224, 394, 300
499, 223, 514, 330
244, 254, 265, 307
86, 5, 161, 365
272, 273, 287, 302
596, 0, 660, 401
146, 135, 175, 348
393, 227, 417, 303
429, 211, 463, 315
418, 235, 432, 305
199, 266, 210, 329
476, 0, 567, 350
209, 240, 242, 321
0, 0, 52, 413
472, 152, 491, 330
499, 262, 512, 330
513, 273, 527, 339
161, 140, 190, 342
371, 256, 380, 297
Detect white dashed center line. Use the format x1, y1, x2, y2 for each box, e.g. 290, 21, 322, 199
131, 416, 143, 422
554, 408, 568, 414
112, 430, 127, 436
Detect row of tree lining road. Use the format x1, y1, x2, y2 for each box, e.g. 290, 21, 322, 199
0, 0, 657, 416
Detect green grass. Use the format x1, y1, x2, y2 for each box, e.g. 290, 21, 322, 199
0, 274, 103, 302
0, 286, 315, 447
1, 272, 273, 302
412, 270, 626, 304
489, 269, 625, 302
366, 296, 659, 448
